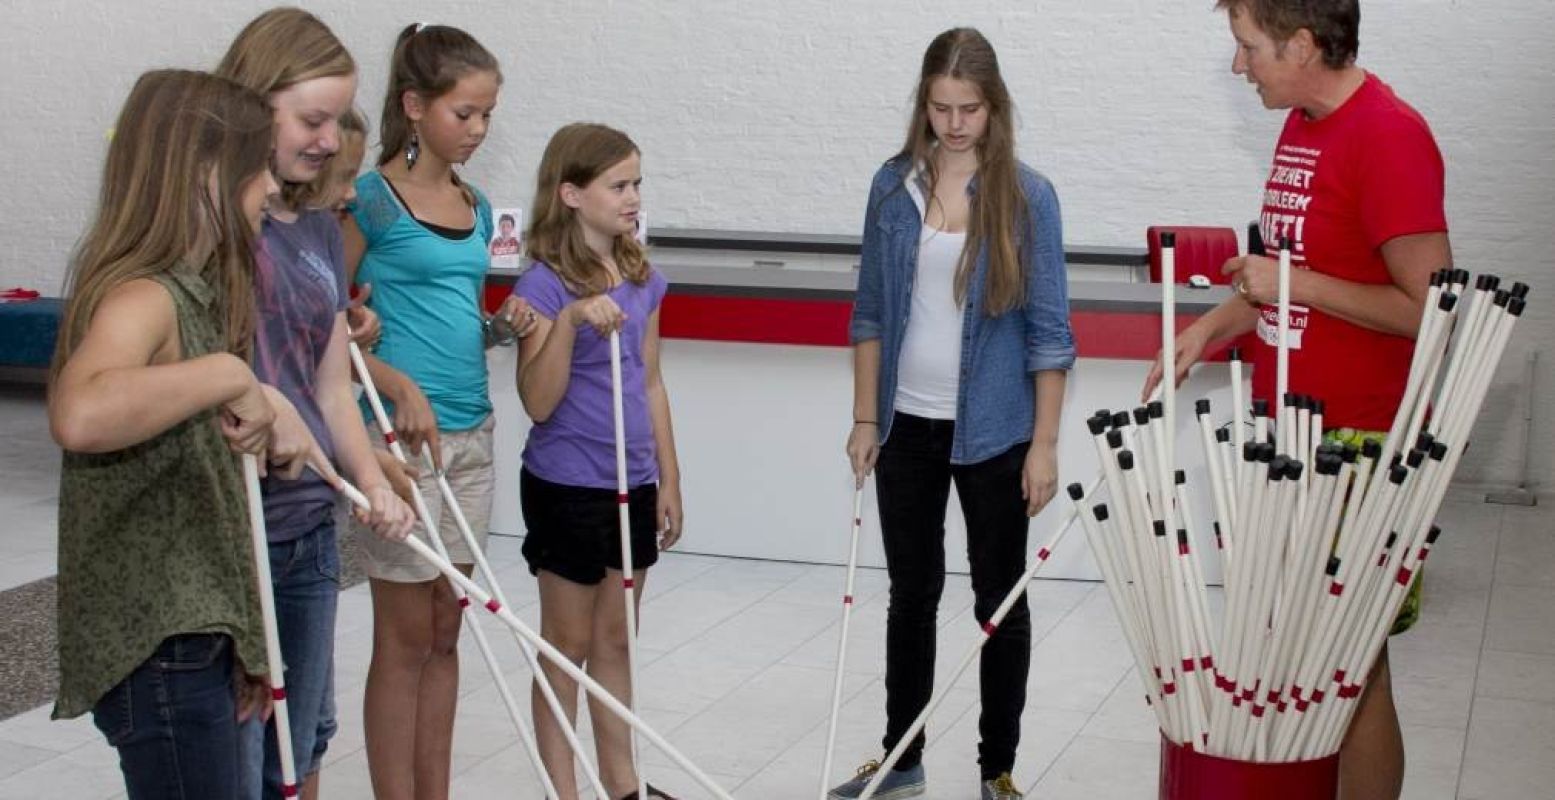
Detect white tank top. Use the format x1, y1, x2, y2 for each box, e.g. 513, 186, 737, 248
894, 225, 967, 420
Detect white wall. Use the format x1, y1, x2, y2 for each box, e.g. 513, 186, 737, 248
4, 0, 1551, 492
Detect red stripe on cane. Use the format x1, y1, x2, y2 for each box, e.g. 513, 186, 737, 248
1277, 701, 1288, 713
1295, 698, 1310, 712
485, 599, 501, 613
1241, 689, 1256, 702
383, 431, 396, 445
1182, 658, 1195, 672
1200, 656, 1215, 671
1291, 685, 1304, 700
1252, 704, 1267, 718
458, 597, 471, 608
1334, 669, 1347, 683
1163, 682, 1178, 695
982, 621, 997, 636
282, 785, 299, 798
1267, 690, 1281, 703
1417, 548, 1433, 563
623, 578, 636, 590
271, 687, 286, 701
1376, 552, 1388, 567
618, 493, 629, 504
1037, 547, 1051, 561
853, 518, 862, 526
1312, 689, 1326, 704
1329, 582, 1344, 596
1178, 542, 1190, 556
842, 595, 854, 605
1396, 567, 1414, 586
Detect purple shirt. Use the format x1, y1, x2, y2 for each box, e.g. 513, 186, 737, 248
254, 210, 348, 541
515, 263, 668, 489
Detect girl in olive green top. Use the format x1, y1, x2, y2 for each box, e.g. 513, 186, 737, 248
49, 70, 334, 799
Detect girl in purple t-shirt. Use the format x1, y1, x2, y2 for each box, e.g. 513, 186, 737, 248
514, 123, 683, 800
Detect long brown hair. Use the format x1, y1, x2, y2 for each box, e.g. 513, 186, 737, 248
376, 23, 500, 210
901, 28, 1027, 315
54, 70, 274, 375
214, 7, 356, 207
525, 123, 650, 295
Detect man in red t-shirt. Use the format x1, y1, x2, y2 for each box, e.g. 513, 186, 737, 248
1143, 2, 1451, 798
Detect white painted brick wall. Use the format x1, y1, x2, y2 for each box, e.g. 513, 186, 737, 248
3, 1, 1552, 492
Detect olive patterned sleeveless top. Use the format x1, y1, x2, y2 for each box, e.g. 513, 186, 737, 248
53, 268, 268, 719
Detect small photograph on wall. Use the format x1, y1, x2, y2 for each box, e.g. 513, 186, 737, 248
489, 207, 523, 271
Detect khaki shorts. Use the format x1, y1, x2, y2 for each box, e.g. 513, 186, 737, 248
355, 415, 495, 583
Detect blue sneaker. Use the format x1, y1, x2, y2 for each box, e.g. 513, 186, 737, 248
827, 760, 926, 799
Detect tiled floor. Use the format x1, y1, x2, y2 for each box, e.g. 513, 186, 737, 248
1, 384, 1552, 798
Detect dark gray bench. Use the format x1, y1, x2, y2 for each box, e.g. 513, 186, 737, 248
0, 297, 62, 384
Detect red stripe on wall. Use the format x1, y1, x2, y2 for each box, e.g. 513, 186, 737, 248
659, 295, 852, 347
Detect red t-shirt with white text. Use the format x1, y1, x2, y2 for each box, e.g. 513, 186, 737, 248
1252, 72, 1447, 431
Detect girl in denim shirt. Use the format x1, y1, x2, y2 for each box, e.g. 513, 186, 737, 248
833, 28, 1075, 800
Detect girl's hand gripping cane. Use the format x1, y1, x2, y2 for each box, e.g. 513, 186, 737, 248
845, 424, 879, 489
255, 384, 336, 483
219, 372, 276, 457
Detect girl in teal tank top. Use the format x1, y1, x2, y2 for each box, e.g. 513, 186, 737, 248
341, 24, 539, 797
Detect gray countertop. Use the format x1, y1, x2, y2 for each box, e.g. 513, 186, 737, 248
489, 263, 1229, 313
487, 227, 1204, 312
644, 227, 1146, 267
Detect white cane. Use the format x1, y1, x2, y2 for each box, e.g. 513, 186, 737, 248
818, 487, 866, 799
609, 329, 649, 800
240, 454, 299, 799
334, 480, 737, 800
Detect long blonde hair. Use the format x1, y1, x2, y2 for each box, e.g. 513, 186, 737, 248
54, 70, 274, 375
215, 7, 356, 207
525, 123, 649, 295
902, 28, 1028, 315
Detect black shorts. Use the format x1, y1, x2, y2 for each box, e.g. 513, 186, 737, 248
520, 467, 661, 585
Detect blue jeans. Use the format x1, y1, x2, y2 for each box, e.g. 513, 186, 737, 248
91, 633, 243, 800
240, 518, 340, 799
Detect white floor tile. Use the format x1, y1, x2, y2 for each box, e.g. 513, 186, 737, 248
1458, 696, 1555, 799
1029, 734, 1159, 799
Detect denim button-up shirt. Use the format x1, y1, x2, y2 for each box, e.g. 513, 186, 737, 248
849, 155, 1076, 464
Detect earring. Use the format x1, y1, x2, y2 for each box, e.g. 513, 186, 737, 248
406, 130, 420, 170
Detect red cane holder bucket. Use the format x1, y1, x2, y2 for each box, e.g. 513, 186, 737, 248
1159, 733, 1338, 799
